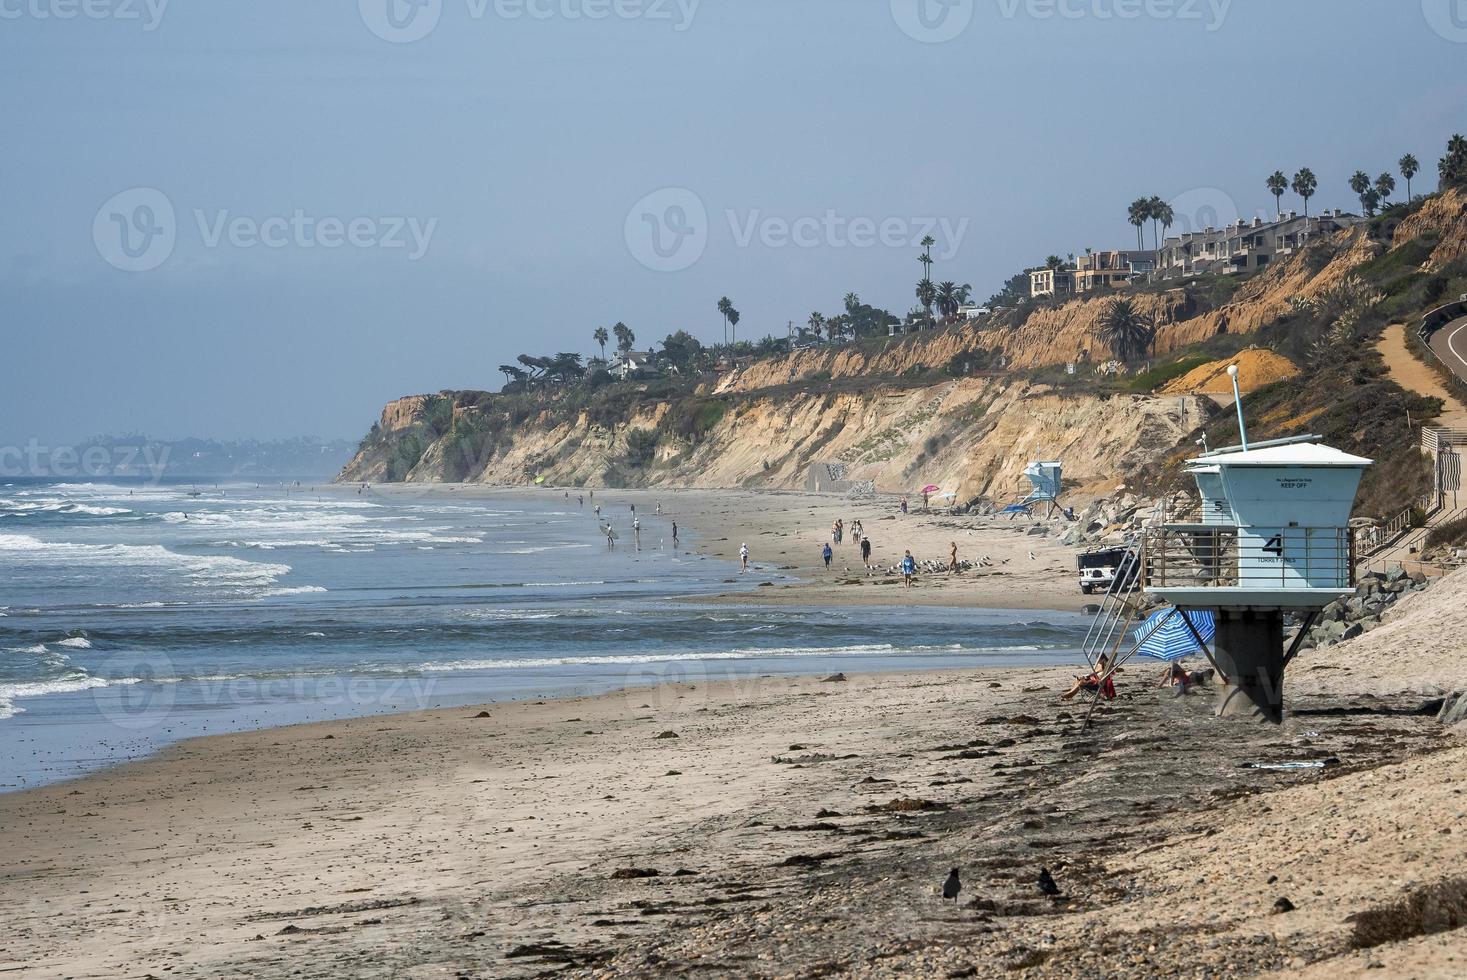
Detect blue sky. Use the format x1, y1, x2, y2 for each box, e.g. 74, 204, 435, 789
3, 0, 1466, 443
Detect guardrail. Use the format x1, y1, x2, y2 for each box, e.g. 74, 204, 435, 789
1142, 526, 1356, 591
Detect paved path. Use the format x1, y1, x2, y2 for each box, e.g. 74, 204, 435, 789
1429, 314, 1467, 390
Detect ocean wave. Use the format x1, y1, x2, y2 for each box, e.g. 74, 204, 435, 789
54, 637, 92, 649
0, 532, 295, 594
0, 498, 133, 518
414, 642, 1043, 673
0, 675, 137, 720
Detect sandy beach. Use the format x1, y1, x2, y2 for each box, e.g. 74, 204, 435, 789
367, 484, 1091, 613
4, 487, 1467, 978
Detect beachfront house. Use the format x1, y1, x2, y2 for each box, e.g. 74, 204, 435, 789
610, 350, 656, 380
1029, 265, 1075, 299
1157, 211, 1362, 279
1073, 250, 1156, 293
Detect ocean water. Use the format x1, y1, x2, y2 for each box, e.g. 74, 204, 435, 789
0, 481, 1091, 790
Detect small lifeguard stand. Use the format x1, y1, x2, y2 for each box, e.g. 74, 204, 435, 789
1019, 460, 1064, 517
1143, 367, 1371, 722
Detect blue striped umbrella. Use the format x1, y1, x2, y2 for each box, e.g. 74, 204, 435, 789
1133, 608, 1216, 662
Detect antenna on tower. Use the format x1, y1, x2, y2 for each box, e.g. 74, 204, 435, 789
1227, 365, 1249, 451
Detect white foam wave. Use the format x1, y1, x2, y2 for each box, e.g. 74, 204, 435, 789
0, 675, 139, 720
0, 532, 293, 594
55, 637, 92, 649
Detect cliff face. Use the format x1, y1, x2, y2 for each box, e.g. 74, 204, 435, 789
714, 223, 1391, 389
339, 380, 1208, 503
340, 193, 1467, 499
1393, 188, 1467, 272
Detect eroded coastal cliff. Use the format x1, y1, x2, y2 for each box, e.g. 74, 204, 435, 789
339, 190, 1467, 520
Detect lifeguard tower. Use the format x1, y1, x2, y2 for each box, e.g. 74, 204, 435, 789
1142, 366, 1371, 722
1003, 460, 1065, 518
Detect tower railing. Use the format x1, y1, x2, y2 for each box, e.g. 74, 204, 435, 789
1142, 526, 1356, 591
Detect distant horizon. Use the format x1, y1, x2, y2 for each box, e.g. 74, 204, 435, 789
5, 0, 1465, 444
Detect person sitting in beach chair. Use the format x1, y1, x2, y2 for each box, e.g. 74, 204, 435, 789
1060, 654, 1117, 701
1156, 662, 1216, 695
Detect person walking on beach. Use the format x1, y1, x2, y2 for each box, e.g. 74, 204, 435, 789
901, 550, 916, 587
604, 524, 616, 549
948, 541, 959, 576
632, 516, 642, 550
900, 497, 909, 515
655, 501, 661, 516
594, 504, 602, 518
739, 542, 750, 573
860, 537, 872, 565
578, 494, 584, 507
671, 521, 679, 547
822, 542, 833, 569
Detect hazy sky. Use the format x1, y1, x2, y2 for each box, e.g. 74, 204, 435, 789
4, 0, 1466, 444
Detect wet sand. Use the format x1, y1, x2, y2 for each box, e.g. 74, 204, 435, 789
3, 664, 1463, 978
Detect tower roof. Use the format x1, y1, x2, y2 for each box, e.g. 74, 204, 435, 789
1187, 443, 1372, 468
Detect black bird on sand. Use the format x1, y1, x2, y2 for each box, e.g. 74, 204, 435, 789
1038, 868, 1060, 897
942, 868, 962, 902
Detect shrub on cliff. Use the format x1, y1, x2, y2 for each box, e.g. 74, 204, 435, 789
624, 428, 660, 467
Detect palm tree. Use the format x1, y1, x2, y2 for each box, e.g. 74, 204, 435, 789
727, 306, 740, 345
1097, 298, 1156, 364
1361, 188, 1381, 217
717, 297, 732, 345
1292, 168, 1318, 217
1349, 171, 1372, 214
613, 321, 634, 353
936, 281, 963, 319
915, 279, 937, 322
918, 235, 936, 283
826, 314, 845, 344
593, 326, 609, 362
1440, 134, 1467, 190
1127, 199, 1148, 250
1145, 196, 1165, 250
1400, 153, 1419, 201
1155, 201, 1174, 250
1267, 171, 1289, 218
1375, 172, 1396, 206
807, 312, 824, 341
